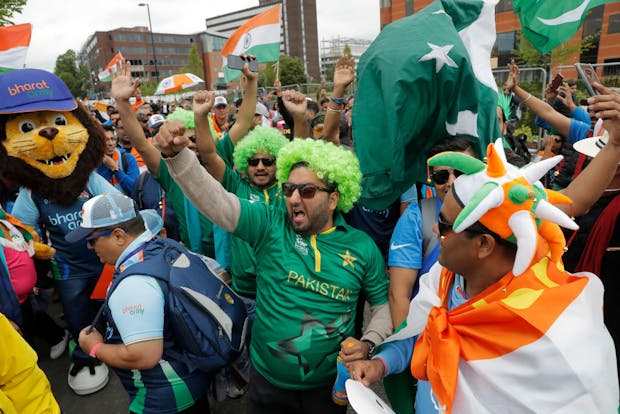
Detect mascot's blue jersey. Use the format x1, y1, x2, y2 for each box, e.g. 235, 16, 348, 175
11, 172, 120, 280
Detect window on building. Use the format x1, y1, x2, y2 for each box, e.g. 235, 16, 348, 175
495, 31, 516, 67
405, 0, 414, 15
609, 14, 620, 34
496, 0, 513, 13
603, 58, 620, 76
380, 0, 391, 8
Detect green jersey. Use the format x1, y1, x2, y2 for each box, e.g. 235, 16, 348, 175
234, 200, 388, 389
222, 165, 283, 296
155, 160, 215, 257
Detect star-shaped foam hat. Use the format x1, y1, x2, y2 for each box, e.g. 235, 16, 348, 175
428, 139, 579, 275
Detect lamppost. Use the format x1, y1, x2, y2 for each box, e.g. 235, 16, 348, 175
138, 3, 159, 83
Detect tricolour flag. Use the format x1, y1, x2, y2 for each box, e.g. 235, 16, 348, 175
514, 0, 616, 54
98, 52, 124, 82
221, 4, 281, 82
353, 0, 501, 210
387, 258, 618, 413
0, 23, 32, 75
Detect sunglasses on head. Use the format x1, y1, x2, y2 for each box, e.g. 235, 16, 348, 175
432, 169, 463, 185
281, 182, 334, 199
247, 157, 275, 167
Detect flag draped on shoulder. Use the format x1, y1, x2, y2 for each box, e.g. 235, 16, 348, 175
514, 0, 615, 54
98, 52, 124, 82
353, 0, 501, 210
0, 23, 32, 75
221, 4, 282, 82
386, 258, 619, 413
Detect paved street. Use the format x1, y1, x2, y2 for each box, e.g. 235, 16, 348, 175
35, 298, 387, 414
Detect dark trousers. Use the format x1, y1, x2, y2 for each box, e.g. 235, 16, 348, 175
247, 367, 347, 414
55, 275, 99, 365
20, 296, 65, 346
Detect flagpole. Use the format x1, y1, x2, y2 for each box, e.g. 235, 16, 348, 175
275, 62, 280, 82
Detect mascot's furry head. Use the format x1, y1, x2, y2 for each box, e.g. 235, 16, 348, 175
0, 69, 105, 204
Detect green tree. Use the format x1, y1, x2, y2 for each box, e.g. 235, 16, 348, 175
278, 54, 307, 86
54, 50, 91, 99
511, 30, 596, 70
180, 44, 204, 79
0, 0, 26, 26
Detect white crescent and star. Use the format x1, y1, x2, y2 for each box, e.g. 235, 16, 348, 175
419, 43, 458, 73
537, 0, 590, 26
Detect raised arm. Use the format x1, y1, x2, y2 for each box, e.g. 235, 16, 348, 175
228, 60, 259, 145
193, 90, 226, 182
111, 61, 162, 175
560, 84, 620, 216
152, 122, 241, 233
282, 90, 309, 138
323, 56, 355, 145
505, 60, 571, 138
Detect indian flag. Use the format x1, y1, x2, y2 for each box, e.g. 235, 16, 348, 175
98, 52, 124, 82
221, 4, 281, 82
0, 23, 32, 75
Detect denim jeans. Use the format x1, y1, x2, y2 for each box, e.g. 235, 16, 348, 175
54, 275, 100, 365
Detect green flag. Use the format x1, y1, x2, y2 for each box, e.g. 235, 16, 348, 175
514, 0, 614, 54
353, 0, 500, 210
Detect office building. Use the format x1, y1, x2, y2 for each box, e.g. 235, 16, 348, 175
379, 0, 620, 77
206, 0, 321, 81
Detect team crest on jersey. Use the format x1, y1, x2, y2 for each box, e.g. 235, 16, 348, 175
338, 250, 357, 269
249, 194, 260, 203
295, 234, 308, 255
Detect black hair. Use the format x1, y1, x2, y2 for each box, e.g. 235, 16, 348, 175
426, 136, 476, 159
307, 100, 320, 115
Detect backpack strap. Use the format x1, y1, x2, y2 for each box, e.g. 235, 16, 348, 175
420, 197, 439, 258
136, 171, 149, 210
120, 151, 128, 173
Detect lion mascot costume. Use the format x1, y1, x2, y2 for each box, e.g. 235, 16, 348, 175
0, 68, 119, 395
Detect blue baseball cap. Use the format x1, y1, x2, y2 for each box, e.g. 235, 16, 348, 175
0, 68, 77, 114
65, 194, 138, 243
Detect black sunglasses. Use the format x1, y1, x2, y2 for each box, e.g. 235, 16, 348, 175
282, 182, 334, 199
247, 157, 275, 167
432, 169, 463, 185
188, 135, 196, 143
437, 215, 454, 237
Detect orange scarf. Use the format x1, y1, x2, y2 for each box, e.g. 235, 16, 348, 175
410, 258, 587, 413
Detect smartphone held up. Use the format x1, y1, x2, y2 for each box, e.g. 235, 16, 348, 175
227, 55, 259, 72
575, 63, 602, 96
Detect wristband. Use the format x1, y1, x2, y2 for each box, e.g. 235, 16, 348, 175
361, 339, 376, 359
327, 107, 344, 113
329, 96, 347, 106
89, 341, 104, 358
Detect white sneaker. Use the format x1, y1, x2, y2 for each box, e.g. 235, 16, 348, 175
50, 329, 69, 360
68, 362, 109, 395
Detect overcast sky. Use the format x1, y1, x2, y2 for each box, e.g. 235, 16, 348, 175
13, 0, 380, 72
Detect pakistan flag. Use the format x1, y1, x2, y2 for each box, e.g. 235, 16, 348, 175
514, 0, 615, 54
353, 0, 500, 210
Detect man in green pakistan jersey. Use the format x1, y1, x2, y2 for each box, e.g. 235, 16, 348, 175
192, 88, 289, 309
154, 125, 392, 414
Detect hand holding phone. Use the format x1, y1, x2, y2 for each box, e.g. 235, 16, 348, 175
549, 73, 564, 94
227, 55, 258, 72
575, 63, 602, 96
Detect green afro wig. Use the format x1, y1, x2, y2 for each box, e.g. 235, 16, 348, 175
233, 126, 289, 175
166, 107, 195, 130
276, 138, 361, 212
497, 92, 511, 123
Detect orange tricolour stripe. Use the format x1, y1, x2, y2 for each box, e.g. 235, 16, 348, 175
221, 4, 281, 55
0, 23, 32, 51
